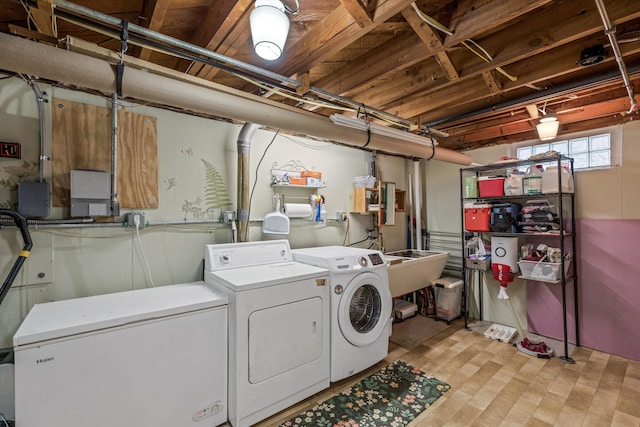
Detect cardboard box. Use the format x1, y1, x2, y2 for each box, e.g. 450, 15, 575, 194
288, 177, 306, 185
301, 170, 322, 178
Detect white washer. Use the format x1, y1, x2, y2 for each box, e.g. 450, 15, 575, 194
291, 246, 392, 382
203, 240, 330, 427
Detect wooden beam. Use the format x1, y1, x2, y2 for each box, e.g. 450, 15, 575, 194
137, 0, 171, 61
29, 0, 55, 37
401, 6, 458, 80
340, 0, 375, 28
525, 104, 540, 119
8, 24, 59, 45
482, 70, 502, 94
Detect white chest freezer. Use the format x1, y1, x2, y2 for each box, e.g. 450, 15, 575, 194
13, 281, 228, 427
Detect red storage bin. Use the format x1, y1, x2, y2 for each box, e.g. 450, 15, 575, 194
464, 205, 492, 231
478, 176, 506, 198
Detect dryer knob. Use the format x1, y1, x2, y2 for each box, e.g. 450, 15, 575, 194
220, 252, 231, 263
334, 284, 344, 295
358, 256, 368, 267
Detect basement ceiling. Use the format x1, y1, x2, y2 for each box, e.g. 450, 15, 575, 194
1, 0, 639, 152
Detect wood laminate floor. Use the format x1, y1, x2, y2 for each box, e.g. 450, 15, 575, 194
255, 318, 640, 427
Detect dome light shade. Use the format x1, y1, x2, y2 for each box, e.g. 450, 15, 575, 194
536, 120, 559, 140
250, 0, 290, 60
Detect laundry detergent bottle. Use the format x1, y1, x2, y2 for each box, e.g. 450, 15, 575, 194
522, 164, 543, 194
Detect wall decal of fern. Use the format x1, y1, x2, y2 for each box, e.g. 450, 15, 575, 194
201, 158, 232, 212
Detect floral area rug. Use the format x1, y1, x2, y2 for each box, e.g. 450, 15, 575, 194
279, 360, 450, 427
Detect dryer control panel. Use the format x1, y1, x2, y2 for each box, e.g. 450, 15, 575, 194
367, 253, 384, 266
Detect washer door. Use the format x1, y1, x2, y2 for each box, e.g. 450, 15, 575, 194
337, 271, 391, 347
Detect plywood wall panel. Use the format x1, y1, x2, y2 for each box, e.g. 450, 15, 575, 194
51, 99, 158, 210
52, 100, 111, 207
117, 111, 158, 208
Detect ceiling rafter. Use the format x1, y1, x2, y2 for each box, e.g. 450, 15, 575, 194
339, 0, 375, 28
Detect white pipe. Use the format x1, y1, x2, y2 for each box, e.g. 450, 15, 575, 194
237, 123, 260, 242
0, 33, 473, 165
413, 160, 422, 250
594, 0, 637, 113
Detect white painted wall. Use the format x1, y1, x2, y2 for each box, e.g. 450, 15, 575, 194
0, 77, 408, 347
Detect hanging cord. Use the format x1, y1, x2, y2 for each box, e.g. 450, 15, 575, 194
116, 19, 129, 98
424, 124, 436, 161
245, 130, 280, 241
356, 106, 372, 147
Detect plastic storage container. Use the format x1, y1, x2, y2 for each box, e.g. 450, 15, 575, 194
478, 176, 506, 197
432, 277, 464, 322
464, 203, 492, 231
503, 173, 524, 195
522, 165, 543, 194
464, 176, 478, 198
541, 166, 574, 193
518, 260, 571, 282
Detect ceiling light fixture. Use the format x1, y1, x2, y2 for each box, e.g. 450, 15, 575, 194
536, 107, 559, 140
249, 0, 299, 61
330, 114, 440, 146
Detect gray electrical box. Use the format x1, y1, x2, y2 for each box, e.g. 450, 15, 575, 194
70, 170, 111, 217
18, 181, 51, 218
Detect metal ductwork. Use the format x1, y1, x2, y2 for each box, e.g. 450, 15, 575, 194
0, 33, 472, 165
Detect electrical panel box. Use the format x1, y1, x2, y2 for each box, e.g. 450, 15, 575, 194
70, 170, 111, 217
18, 181, 50, 218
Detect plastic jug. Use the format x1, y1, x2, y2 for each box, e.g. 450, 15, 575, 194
541, 166, 574, 193
522, 165, 543, 194
503, 173, 523, 195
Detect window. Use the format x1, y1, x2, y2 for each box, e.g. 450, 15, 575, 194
511, 126, 621, 170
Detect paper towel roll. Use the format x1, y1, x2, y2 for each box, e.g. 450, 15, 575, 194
284, 203, 313, 218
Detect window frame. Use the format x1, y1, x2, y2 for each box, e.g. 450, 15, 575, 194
508, 125, 622, 171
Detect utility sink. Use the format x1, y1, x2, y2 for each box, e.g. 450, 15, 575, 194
385, 249, 449, 298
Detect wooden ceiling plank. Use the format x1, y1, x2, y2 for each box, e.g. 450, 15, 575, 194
276, 0, 417, 78
194, 2, 253, 80
444, 0, 553, 48
340, 0, 374, 28
457, 0, 640, 79
313, 32, 428, 96
372, 10, 640, 129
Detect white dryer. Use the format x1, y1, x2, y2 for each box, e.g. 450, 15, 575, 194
291, 246, 392, 382
203, 240, 330, 427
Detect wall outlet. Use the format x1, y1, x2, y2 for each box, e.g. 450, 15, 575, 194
126, 212, 145, 228
335, 211, 348, 221
221, 210, 236, 224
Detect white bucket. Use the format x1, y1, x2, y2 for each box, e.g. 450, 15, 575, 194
542, 166, 574, 193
